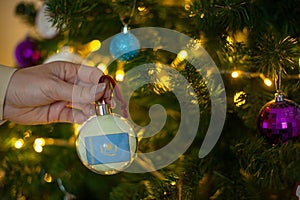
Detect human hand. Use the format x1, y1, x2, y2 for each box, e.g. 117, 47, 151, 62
3, 61, 111, 125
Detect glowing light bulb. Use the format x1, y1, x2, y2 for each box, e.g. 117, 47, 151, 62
34, 138, 45, 153
34, 145, 43, 153
14, 139, 24, 149
115, 61, 125, 82
264, 78, 272, 87
231, 71, 239, 78
177, 50, 188, 61
115, 70, 125, 82
35, 138, 45, 146
170, 181, 176, 186
88, 40, 101, 52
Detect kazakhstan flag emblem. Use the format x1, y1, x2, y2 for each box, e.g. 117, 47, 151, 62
85, 133, 131, 165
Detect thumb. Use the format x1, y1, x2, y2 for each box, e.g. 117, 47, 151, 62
54, 81, 107, 103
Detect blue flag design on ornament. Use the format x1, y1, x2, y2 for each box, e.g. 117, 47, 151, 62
85, 133, 130, 165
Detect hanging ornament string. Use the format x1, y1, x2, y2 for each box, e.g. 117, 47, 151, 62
119, 0, 137, 27
275, 66, 283, 101
98, 75, 128, 118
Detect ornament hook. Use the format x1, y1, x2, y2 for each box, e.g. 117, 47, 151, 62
97, 75, 128, 118
275, 66, 283, 102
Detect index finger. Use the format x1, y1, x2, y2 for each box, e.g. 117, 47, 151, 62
50, 61, 104, 84
77, 64, 103, 84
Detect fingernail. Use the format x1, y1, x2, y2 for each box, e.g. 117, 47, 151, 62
96, 83, 106, 93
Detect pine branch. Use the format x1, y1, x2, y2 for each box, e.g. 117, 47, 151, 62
249, 34, 299, 79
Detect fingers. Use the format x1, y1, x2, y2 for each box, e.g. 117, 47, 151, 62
76, 63, 103, 84
53, 81, 107, 103
68, 102, 97, 116
57, 108, 89, 124
48, 61, 110, 104
50, 61, 103, 84
47, 101, 94, 124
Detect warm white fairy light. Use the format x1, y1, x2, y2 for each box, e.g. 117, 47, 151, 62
14, 139, 24, 149
231, 71, 239, 78
116, 61, 125, 82
34, 145, 43, 153
177, 50, 188, 61
88, 40, 101, 52
170, 181, 176, 186
34, 138, 45, 153
264, 78, 272, 87
220, 70, 278, 86
116, 70, 125, 82
35, 138, 46, 146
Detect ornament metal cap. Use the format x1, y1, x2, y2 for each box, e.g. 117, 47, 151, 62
122, 24, 129, 34
95, 101, 112, 116
275, 92, 284, 102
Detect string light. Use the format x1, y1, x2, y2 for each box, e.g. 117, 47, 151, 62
116, 70, 125, 82
171, 49, 188, 69
14, 139, 24, 149
34, 138, 45, 153
177, 50, 188, 61
88, 40, 101, 52
33, 137, 73, 153
35, 138, 46, 146
231, 71, 239, 78
264, 78, 272, 87
34, 144, 43, 153
219, 70, 278, 86
257, 74, 272, 87
115, 62, 125, 82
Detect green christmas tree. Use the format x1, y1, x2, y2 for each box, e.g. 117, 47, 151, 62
1, 0, 300, 199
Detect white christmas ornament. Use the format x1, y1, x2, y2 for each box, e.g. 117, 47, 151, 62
43, 46, 83, 64
76, 103, 137, 175
76, 75, 137, 175
35, 4, 59, 39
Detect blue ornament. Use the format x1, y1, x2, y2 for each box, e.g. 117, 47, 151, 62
109, 27, 140, 61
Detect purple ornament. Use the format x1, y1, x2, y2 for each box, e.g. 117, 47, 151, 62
14, 37, 41, 68
258, 97, 300, 144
